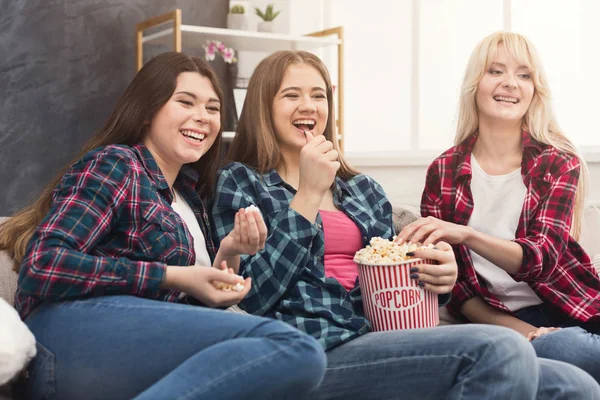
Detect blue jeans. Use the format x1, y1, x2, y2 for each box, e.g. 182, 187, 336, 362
314, 324, 600, 400
515, 303, 600, 382
19, 296, 326, 400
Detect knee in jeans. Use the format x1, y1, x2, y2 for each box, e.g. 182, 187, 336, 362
476, 325, 536, 363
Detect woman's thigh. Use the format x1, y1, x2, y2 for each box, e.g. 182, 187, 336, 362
531, 326, 600, 382
315, 324, 539, 400
23, 295, 299, 399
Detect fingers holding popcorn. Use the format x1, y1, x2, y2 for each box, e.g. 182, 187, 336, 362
398, 217, 471, 246
221, 205, 268, 257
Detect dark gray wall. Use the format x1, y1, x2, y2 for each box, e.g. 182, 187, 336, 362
0, 0, 227, 215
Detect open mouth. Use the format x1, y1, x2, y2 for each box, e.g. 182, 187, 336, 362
180, 129, 206, 143
292, 119, 316, 132
493, 95, 519, 104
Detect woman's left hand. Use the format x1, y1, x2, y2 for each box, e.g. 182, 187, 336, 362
220, 208, 268, 257
397, 216, 472, 246
406, 241, 458, 294
527, 326, 561, 341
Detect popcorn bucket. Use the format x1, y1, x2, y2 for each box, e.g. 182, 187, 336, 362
357, 259, 439, 331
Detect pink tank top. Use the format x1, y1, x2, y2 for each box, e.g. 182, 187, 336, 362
320, 210, 363, 291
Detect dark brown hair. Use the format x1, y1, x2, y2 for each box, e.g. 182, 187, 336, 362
0, 52, 225, 271
226, 50, 358, 179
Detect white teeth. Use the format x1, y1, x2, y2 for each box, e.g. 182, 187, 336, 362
292, 120, 316, 127
180, 130, 206, 140
494, 96, 518, 103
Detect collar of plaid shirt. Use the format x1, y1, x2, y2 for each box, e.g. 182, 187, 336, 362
427, 131, 600, 322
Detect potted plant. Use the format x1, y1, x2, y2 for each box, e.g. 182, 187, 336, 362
254, 4, 280, 33
227, 4, 248, 31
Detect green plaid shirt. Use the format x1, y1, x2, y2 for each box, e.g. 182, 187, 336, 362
212, 162, 396, 350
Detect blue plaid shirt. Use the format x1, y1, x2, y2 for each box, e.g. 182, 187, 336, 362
212, 162, 396, 350
16, 144, 216, 320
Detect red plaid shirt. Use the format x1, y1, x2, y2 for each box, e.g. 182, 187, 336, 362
16, 144, 216, 320
421, 131, 600, 322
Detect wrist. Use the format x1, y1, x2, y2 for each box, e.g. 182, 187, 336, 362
160, 266, 183, 290
218, 241, 239, 258
462, 225, 476, 246
295, 186, 325, 206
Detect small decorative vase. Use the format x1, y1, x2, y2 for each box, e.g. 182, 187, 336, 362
257, 21, 275, 33
227, 14, 248, 30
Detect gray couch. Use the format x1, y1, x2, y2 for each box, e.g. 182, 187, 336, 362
1, 206, 599, 399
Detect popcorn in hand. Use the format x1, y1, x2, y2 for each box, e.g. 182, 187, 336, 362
245, 204, 262, 215
354, 237, 434, 264
214, 280, 245, 292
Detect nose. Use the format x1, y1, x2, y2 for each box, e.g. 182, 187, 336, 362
194, 107, 210, 124
502, 73, 518, 89
298, 95, 317, 113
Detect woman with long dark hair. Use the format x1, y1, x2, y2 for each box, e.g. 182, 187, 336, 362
1, 52, 325, 400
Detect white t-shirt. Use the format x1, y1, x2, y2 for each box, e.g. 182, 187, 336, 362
170, 190, 212, 268
468, 155, 542, 312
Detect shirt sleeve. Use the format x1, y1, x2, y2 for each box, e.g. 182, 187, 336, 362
420, 161, 475, 314
212, 167, 319, 316
18, 149, 166, 302
512, 156, 581, 282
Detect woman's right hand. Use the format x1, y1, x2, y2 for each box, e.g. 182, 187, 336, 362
527, 326, 561, 341
161, 265, 251, 308
298, 130, 340, 195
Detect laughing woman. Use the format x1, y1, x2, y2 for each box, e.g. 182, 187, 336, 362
0, 52, 325, 400
212, 49, 600, 399
399, 32, 600, 382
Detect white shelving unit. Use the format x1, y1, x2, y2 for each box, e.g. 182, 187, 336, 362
142, 25, 341, 52
135, 9, 345, 150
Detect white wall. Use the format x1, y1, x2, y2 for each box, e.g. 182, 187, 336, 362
351, 160, 600, 208
324, 0, 600, 156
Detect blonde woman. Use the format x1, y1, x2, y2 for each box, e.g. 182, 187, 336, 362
213, 50, 600, 399
400, 32, 600, 382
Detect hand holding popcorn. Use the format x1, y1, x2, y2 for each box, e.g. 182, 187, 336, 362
213, 262, 246, 292
219, 205, 268, 258
162, 263, 251, 308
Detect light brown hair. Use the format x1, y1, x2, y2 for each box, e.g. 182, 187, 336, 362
225, 50, 358, 179
0, 52, 225, 271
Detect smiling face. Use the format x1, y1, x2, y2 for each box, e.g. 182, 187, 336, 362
271, 63, 328, 152
475, 43, 535, 126
143, 71, 221, 175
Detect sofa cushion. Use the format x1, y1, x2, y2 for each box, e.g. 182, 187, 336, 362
0, 218, 17, 308
580, 205, 600, 260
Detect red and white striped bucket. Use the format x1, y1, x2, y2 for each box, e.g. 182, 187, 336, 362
357, 259, 439, 331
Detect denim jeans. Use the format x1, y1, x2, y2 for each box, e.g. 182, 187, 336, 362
314, 324, 600, 400
19, 295, 326, 400
515, 303, 600, 382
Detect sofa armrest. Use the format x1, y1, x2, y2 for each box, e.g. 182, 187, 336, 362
391, 205, 420, 235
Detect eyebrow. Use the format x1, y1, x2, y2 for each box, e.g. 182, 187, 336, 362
174, 91, 220, 103
281, 86, 326, 94
490, 62, 530, 70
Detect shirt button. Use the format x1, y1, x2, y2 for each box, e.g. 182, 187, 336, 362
363, 236, 368, 241
317, 224, 322, 229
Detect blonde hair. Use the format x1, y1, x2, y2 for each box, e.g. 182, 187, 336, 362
226, 50, 358, 179
455, 32, 588, 239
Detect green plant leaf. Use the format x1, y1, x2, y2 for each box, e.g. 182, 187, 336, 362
254, 6, 266, 20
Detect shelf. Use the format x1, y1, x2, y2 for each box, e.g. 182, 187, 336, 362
221, 131, 342, 143
143, 26, 341, 53
223, 131, 235, 140
136, 9, 345, 152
